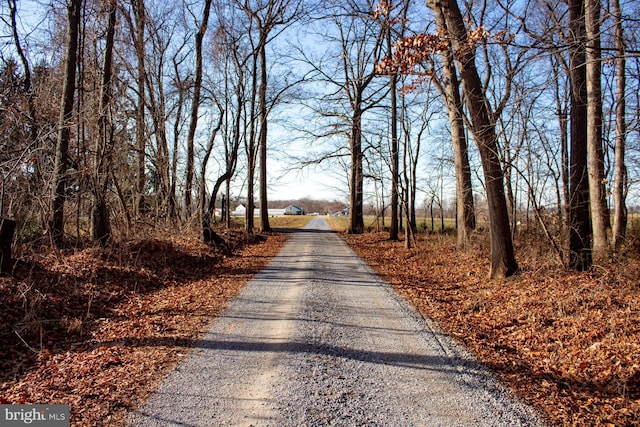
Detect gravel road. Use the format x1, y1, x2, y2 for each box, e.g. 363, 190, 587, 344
129, 217, 544, 426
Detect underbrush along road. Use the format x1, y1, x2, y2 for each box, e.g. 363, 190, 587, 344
129, 217, 543, 426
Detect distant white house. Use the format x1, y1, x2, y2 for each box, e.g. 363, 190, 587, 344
231, 204, 286, 217
232, 204, 246, 216
284, 205, 304, 215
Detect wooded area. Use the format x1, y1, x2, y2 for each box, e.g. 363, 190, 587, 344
1, 0, 638, 278
0, 0, 636, 276
1, 1, 640, 423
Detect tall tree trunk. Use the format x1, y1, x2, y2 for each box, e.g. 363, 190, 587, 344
408, 126, 420, 235
434, 11, 476, 248
349, 106, 365, 234
133, 0, 146, 217
552, 54, 571, 239
586, 0, 610, 260
245, 48, 259, 235
258, 36, 271, 232
568, 0, 592, 271
387, 25, 399, 241
612, 0, 627, 249
402, 133, 414, 249
145, 46, 171, 217
185, 0, 213, 217
429, 0, 517, 278
92, 0, 116, 245
8, 0, 41, 213
199, 106, 223, 234
50, 0, 81, 248
8, 0, 38, 148
169, 57, 186, 220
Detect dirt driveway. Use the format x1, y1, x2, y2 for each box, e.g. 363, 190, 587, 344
129, 217, 543, 426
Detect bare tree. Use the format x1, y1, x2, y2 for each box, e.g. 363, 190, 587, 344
568, 0, 592, 271
50, 0, 82, 248
184, 0, 213, 217
585, 0, 610, 260
399, 87, 431, 249
200, 102, 227, 246
7, 0, 38, 149
611, 0, 627, 249
429, 4, 476, 248
132, 0, 147, 217
169, 43, 190, 220
239, 0, 302, 232
377, 0, 407, 241
333, 2, 386, 234
212, 18, 251, 230
427, 0, 518, 278
551, 52, 571, 241
3, 0, 42, 256
143, 4, 186, 220
91, 0, 117, 245
244, 16, 259, 234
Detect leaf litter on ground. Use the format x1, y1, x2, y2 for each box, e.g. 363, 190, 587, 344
0, 226, 287, 426
340, 230, 639, 426
2, 222, 639, 426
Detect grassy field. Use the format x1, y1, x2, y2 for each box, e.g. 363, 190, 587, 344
227, 215, 314, 229
268, 215, 314, 229
325, 215, 458, 233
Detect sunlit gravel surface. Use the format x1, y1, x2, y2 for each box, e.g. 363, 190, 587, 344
129, 217, 544, 426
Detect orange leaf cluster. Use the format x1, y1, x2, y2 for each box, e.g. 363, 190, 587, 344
378, 24, 512, 93
373, 0, 395, 20
376, 33, 445, 76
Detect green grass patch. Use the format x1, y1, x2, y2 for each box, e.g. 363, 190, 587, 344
227, 215, 313, 229
417, 217, 457, 232
325, 216, 350, 232
268, 215, 314, 229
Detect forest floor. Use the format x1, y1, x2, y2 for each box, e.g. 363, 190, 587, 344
0, 219, 638, 426
340, 229, 640, 426
0, 223, 289, 426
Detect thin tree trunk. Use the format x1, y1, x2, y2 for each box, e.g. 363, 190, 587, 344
585, 0, 610, 260
92, 0, 116, 245
145, 46, 171, 217
435, 26, 476, 248
169, 57, 186, 220
408, 127, 420, 234
8, 0, 38, 147
199, 106, 224, 230
134, 0, 146, 218
611, 0, 627, 250
552, 54, 570, 239
387, 23, 399, 241
227, 73, 244, 230
185, 0, 213, 217
50, 0, 81, 248
8, 0, 41, 214
245, 48, 259, 235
